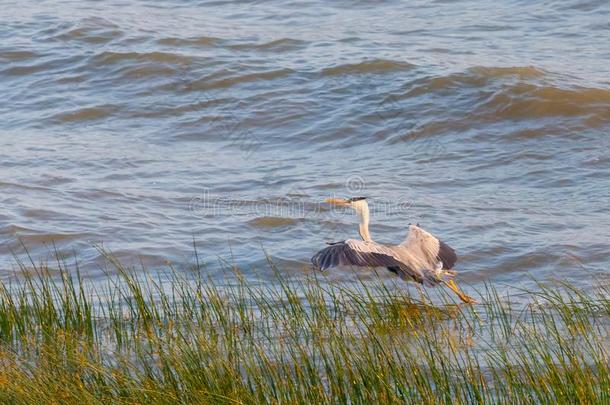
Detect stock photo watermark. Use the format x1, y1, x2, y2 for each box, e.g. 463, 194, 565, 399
188, 176, 414, 223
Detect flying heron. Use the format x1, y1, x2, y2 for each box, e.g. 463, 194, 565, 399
311, 197, 476, 304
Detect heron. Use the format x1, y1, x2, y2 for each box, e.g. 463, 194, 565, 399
311, 197, 477, 304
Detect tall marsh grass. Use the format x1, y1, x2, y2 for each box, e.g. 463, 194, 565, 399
0, 251, 608, 404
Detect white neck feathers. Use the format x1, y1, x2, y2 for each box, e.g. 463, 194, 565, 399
353, 200, 372, 242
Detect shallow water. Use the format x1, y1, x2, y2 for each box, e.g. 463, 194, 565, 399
1, 0, 609, 298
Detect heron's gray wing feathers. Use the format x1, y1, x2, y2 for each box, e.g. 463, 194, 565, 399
312, 239, 402, 270
399, 225, 457, 270
393, 225, 459, 286
312, 240, 427, 284
437, 240, 457, 269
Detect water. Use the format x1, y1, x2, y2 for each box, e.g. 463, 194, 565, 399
1, 0, 609, 298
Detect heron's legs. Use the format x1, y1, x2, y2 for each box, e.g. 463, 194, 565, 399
443, 280, 478, 304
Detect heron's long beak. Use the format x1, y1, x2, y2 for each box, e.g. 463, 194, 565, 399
324, 198, 350, 207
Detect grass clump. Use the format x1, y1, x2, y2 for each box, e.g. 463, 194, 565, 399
0, 251, 607, 404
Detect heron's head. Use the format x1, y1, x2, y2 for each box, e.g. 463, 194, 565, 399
324, 197, 368, 211
325, 197, 371, 240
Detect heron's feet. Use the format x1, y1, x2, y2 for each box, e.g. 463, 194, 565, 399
444, 280, 479, 304
457, 292, 478, 304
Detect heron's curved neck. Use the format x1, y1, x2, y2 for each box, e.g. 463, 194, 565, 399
355, 202, 372, 242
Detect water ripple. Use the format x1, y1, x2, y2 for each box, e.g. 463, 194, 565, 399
1, 0, 609, 294
321, 59, 415, 76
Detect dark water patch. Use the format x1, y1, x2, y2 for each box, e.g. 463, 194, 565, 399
424, 47, 475, 55
506, 126, 566, 141
583, 155, 610, 167
403, 66, 546, 98
468, 66, 546, 79
0, 225, 96, 259
89, 249, 176, 269
0, 49, 41, 62
11, 232, 94, 246
126, 96, 230, 119
92, 51, 193, 66
2, 61, 57, 76
258, 256, 308, 272
0, 181, 50, 192
474, 84, 610, 122
248, 216, 298, 228
42, 17, 122, 44
478, 250, 555, 277
157, 36, 223, 47
53, 26, 123, 45
69, 188, 131, 201
556, 0, 608, 12
462, 24, 515, 33
188, 68, 294, 91
1, 54, 92, 81
120, 65, 179, 79
1, 224, 36, 236
338, 36, 364, 43
51, 105, 120, 123
35, 175, 75, 187
55, 73, 92, 84
589, 21, 610, 30
228, 38, 307, 52
321, 59, 415, 76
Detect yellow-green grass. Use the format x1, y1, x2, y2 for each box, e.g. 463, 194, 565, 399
0, 250, 608, 404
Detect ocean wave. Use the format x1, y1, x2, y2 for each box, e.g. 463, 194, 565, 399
0, 181, 50, 192
120, 65, 179, 79
403, 66, 546, 97
157, 36, 222, 47
92, 51, 193, 66
228, 38, 307, 52
321, 59, 415, 76
1, 61, 56, 76
0, 49, 41, 63
50, 105, 120, 123
160, 36, 308, 53
187, 68, 294, 91
44, 17, 123, 45
477, 84, 610, 121
0, 224, 94, 249
248, 216, 297, 228
52, 26, 122, 45
378, 66, 610, 144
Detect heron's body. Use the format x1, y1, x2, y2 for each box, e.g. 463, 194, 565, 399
312, 197, 476, 303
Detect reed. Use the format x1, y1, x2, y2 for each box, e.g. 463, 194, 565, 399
0, 250, 607, 404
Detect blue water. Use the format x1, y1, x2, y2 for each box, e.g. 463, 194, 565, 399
1, 0, 609, 299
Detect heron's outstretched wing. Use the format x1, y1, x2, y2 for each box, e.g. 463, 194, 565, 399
399, 225, 457, 270
312, 238, 434, 284
437, 240, 457, 269
312, 239, 403, 270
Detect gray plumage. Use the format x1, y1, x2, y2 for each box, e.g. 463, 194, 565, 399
312, 197, 476, 303
312, 224, 457, 286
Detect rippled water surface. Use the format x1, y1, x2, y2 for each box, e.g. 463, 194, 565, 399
1, 0, 609, 297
